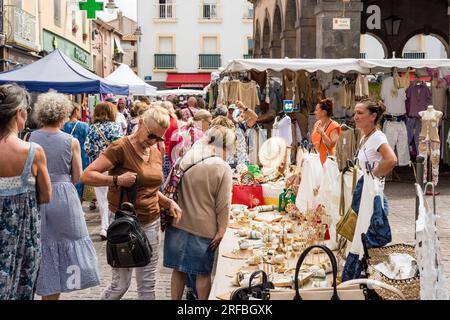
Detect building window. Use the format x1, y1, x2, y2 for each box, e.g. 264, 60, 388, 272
202, 0, 218, 20
10, 0, 22, 8
54, 0, 61, 27
157, 0, 175, 19
248, 38, 254, 55
245, 3, 253, 19
155, 35, 176, 69
200, 35, 220, 69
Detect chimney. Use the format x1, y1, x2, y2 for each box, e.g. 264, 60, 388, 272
118, 11, 123, 32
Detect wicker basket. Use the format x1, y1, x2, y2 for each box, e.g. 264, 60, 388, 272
366, 244, 420, 300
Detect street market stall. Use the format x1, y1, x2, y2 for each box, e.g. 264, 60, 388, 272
155, 89, 205, 97
106, 64, 156, 96
207, 58, 450, 300
0, 49, 129, 95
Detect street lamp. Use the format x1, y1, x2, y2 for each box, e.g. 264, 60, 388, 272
134, 26, 143, 40
105, 0, 118, 14
383, 15, 402, 36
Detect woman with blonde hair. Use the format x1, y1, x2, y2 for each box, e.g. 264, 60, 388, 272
84, 102, 123, 239
165, 124, 235, 300
81, 106, 182, 300
30, 92, 100, 300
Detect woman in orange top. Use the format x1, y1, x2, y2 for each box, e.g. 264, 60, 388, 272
311, 98, 341, 164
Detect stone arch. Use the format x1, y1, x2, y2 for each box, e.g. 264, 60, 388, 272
254, 20, 262, 58
283, 0, 298, 57
271, 5, 283, 58
262, 10, 271, 58
361, 32, 389, 58
400, 30, 449, 58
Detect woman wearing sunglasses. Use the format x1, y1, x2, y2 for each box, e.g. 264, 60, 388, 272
81, 106, 182, 300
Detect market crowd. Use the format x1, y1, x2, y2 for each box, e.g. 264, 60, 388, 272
0, 82, 397, 300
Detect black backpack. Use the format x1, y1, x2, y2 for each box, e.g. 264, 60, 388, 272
106, 179, 152, 268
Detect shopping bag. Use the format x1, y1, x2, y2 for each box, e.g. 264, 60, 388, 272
232, 173, 264, 209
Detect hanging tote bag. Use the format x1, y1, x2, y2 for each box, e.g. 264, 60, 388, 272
336, 166, 359, 242
231, 172, 264, 209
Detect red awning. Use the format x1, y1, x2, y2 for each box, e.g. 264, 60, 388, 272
166, 73, 211, 88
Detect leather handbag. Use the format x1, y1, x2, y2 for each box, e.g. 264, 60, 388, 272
230, 270, 275, 300
232, 173, 264, 209
268, 244, 365, 300
336, 166, 359, 242
106, 178, 153, 268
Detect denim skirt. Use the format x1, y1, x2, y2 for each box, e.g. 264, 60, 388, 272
163, 225, 215, 275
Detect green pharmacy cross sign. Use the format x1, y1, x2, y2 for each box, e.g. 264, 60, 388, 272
79, 0, 104, 19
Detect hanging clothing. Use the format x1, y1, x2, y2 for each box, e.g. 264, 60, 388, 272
368, 82, 382, 100
235, 125, 249, 165
418, 137, 440, 186
268, 79, 283, 114
296, 71, 314, 112
406, 117, 422, 157
295, 152, 323, 213
227, 80, 240, 105
415, 184, 449, 300
272, 115, 292, 164
420, 118, 441, 143
325, 84, 346, 118
238, 80, 260, 111
311, 120, 341, 165
406, 84, 432, 118
431, 79, 448, 117
283, 70, 300, 105
316, 71, 334, 91
319, 158, 340, 250
336, 125, 361, 171
381, 76, 407, 116
382, 120, 410, 166
355, 74, 369, 99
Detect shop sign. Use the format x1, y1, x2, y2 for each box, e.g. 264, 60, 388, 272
283, 100, 294, 113
74, 47, 89, 65
333, 18, 351, 30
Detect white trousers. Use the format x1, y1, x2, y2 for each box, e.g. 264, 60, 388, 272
94, 186, 110, 231
101, 219, 161, 300
383, 121, 410, 166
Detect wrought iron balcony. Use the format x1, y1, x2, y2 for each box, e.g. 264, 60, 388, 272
359, 52, 367, 59
4, 5, 38, 51
155, 3, 176, 19
403, 52, 426, 59
199, 54, 221, 70
154, 54, 176, 70
244, 54, 253, 59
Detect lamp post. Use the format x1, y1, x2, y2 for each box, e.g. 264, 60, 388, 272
133, 25, 142, 74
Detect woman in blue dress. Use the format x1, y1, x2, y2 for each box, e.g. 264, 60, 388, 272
63, 103, 90, 200
30, 92, 100, 300
0, 84, 52, 300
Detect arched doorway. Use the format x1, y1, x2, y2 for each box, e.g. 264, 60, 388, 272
271, 5, 282, 58
254, 20, 262, 58
401, 34, 448, 59
262, 17, 271, 58
360, 33, 388, 59
282, 0, 297, 58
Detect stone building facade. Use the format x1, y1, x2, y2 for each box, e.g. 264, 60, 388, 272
251, 0, 450, 59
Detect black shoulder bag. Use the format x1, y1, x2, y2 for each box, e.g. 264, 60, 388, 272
106, 177, 153, 268
230, 270, 274, 300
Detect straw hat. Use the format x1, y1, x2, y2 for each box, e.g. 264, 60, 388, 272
259, 137, 287, 169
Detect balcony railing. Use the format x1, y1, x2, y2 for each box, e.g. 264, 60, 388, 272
199, 54, 221, 69
243, 4, 254, 20
200, 4, 220, 20
4, 5, 38, 51
155, 54, 176, 69
359, 52, 367, 59
403, 52, 426, 59
155, 3, 176, 19
244, 54, 253, 59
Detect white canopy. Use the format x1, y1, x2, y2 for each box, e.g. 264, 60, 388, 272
222, 58, 369, 74
106, 64, 157, 96
359, 59, 450, 72
223, 58, 450, 75
155, 89, 205, 97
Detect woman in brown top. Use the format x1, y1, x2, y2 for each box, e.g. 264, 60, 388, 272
81, 106, 182, 300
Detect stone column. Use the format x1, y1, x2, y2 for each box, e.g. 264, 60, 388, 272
270, 39, 282, 58
281, 29, 297, 58
261, 47, 271, 58
296, 18, 317, 58
314, 0, 364, 58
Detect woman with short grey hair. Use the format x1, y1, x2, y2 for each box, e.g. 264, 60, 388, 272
30, 92, 100, 300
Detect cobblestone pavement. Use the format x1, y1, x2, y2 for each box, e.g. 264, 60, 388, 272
58, 174, 450, 300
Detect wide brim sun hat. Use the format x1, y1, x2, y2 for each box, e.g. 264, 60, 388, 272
259, 137, 287, 169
